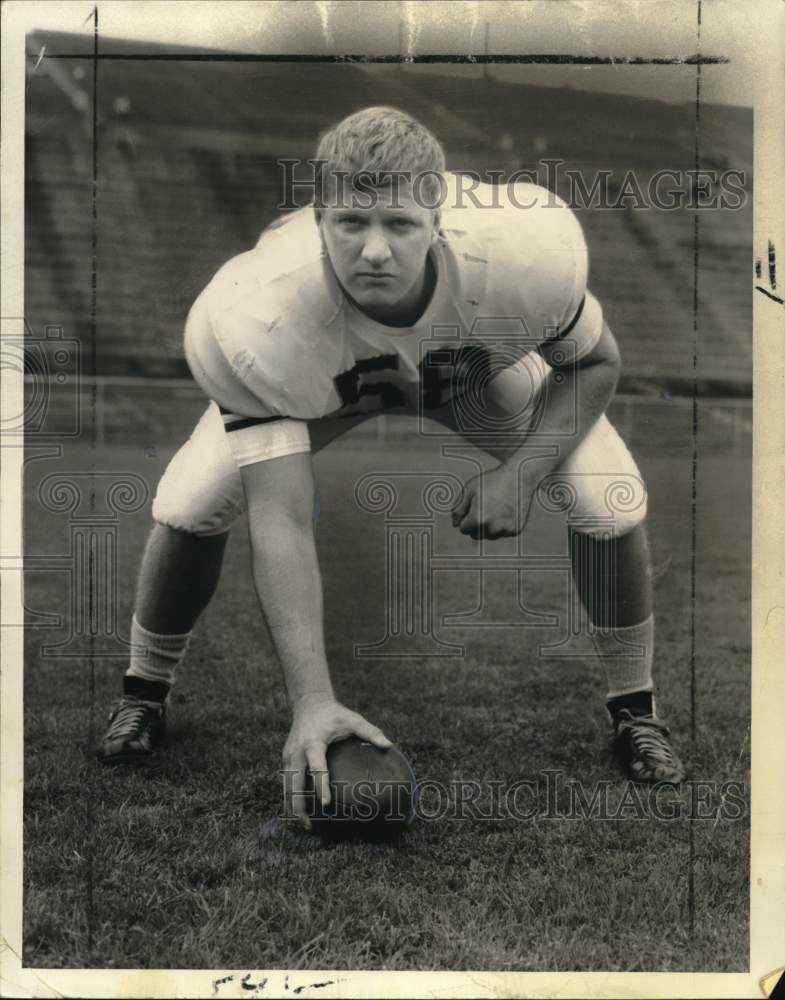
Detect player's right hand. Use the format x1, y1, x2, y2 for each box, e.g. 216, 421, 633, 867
282, 694, 392, 830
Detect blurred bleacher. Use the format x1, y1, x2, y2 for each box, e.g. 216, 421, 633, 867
24, 31, 752, 393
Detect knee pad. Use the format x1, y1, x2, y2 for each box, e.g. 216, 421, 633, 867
538, 470, 648, 536
152, 406, 245, 536
151, 487, 241, 536
538, 416, 648, 536
152, 471, 244, 534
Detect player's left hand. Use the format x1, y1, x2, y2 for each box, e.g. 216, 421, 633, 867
451, 464, 530, 539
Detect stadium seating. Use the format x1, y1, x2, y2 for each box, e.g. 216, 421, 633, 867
24, 31, 752, 393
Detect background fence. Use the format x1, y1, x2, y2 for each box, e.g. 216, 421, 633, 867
24, 376, 751, 458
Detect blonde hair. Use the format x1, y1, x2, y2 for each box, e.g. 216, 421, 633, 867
314, 105, 446, 207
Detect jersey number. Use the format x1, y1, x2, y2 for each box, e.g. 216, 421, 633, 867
332, 345, 493, 413
419, 344, 491, 410
333, 354, 407, 409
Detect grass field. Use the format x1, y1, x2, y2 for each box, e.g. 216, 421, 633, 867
22, 410, 751, 972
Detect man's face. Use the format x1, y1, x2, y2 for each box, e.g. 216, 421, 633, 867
317, 181, 439, 322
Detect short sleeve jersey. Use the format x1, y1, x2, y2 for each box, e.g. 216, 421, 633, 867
184, 173, 604, 425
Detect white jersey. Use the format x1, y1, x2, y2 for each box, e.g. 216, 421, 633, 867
184, 173, 603, 428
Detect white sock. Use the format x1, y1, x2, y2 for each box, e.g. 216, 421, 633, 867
591, 613, 655, 701
126, 616, 191, 691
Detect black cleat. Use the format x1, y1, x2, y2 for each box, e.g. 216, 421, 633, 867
611, 709, 686, 785
96, 695, 166, 765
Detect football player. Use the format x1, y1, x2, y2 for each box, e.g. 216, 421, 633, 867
97, 106, 685, 824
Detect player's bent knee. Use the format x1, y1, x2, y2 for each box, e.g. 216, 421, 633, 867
152, 405, 246, 536
538, 470, 647, 535
540, 416, 648, 535
538, 470, 648, 536
581, 474, 648, 535
151, 487, 241, 537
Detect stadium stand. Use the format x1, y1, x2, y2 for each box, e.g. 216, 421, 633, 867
24, 31, 752, 393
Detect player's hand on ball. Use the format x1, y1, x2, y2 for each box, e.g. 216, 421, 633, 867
282, 694, 392, 830
451, 464, 529, 540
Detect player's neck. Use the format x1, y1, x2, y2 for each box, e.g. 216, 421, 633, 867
352, 253, 437, 328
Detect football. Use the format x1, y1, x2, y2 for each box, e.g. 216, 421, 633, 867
307, 736, 417, 838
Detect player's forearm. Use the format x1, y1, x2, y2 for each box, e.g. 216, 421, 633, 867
246, 503, 335, 711
504, 358, 620, 482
